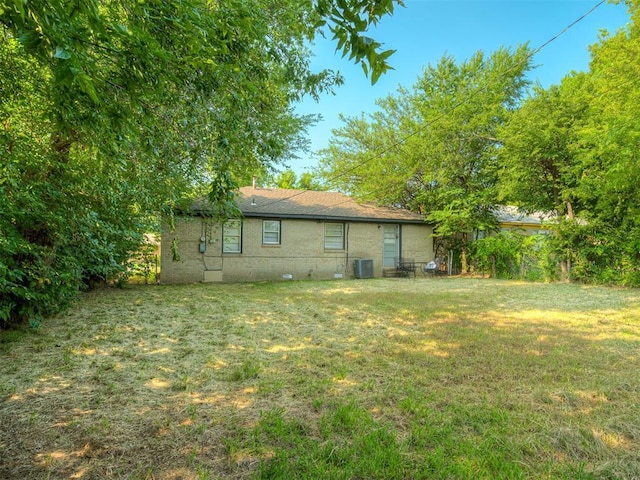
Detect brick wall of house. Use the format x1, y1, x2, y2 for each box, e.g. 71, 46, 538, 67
402, 224, 436, 262
161, 216, 433, 283
160, 217, 207, 283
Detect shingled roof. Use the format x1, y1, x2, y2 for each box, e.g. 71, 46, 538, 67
234, 187, 426, 224
494, 206, 556, 226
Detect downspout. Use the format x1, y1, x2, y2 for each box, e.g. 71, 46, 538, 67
345, 222, 350, 276
200, 220, 211, 271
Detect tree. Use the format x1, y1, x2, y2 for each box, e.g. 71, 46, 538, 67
0, 0, 404, 327
320, 46, 533, 271
270, 169, 326, 189
274, 170, 298, 189
497, 0, 640, 284
577, 0, 640, 228
496, 76, 592, 279
297, 171, 326, 190
567, 0, 640, 284
497, 78, 589, 219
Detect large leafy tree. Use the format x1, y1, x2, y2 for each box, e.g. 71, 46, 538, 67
320, 46, 533, 271
498, 0, 640, 283
270, 169, 326, 189
561, 2, 640, 284
578, 0, 640, 231
497, 77, 590, 219
0, 0, 403, 327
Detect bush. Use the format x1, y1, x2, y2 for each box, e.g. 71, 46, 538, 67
470, 231, 556, 281
128, 239, 159, 284
0, 230, 80, 329
551, 221, 640, 287
0, 183, 150, 328
470, 231, 524, 279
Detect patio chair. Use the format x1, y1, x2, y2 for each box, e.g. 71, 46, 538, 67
395, 257, 417, 278
423, 257, 445, 277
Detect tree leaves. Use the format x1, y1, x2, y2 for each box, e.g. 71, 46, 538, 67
52, 46, 71, 59
1, 0, 402, 326
315, 0, 403, 84
496, 1, 640, 283
320, 45, 533, 271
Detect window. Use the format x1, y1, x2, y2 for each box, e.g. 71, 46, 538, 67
262, 220, 281, 245
474, 230, 487, 241
223, 220, 242, 253
324, 222, 345, 250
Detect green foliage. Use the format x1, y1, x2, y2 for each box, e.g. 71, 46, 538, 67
320, 45, 533, 272
314, 0, 404, 85
497, 79, 588, 217
170, 238, 181, 263
297, 172, 326, 190
270, 169, 327, 190
521, 234, 558, 282
471, 232, 524, 279
550, 221, 640, 286
497, 1, 640, 285
0, 232, 80, 329
1, 0, 400, 327
128, 240, 159, 285
274, 169, 298, 189
470, 232, 556, 281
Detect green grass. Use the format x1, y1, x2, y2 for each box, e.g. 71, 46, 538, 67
1, 278, 639, 479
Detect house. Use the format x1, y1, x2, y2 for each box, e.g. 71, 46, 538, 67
160, 185, 433, 283
494, 206, 553, 236
471, 206, 553, 242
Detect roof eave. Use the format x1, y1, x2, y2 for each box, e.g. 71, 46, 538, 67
178, 209, 428, 225
242, 211, 428, 225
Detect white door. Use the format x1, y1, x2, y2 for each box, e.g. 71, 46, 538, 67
383, 225, 400, 267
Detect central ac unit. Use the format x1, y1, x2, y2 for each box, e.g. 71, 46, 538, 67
354, 258, 374, 279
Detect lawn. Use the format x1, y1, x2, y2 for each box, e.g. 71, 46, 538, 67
1, 278, 639, 479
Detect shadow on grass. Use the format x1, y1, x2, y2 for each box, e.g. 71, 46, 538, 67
1, 279, 639, 479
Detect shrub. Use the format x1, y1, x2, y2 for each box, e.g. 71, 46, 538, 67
470, 231, 556, 281
470, 231, 524, 279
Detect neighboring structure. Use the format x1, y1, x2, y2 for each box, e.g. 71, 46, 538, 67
494, 206, 554, 235
161, 185, 433, 283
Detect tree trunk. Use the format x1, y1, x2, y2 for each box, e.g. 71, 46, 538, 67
566, 200, 575, 220
461, 240, 468, 274
561, 200, 575, 282
561, 259, 568, 282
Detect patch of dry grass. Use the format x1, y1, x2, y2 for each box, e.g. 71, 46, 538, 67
1, 278, 639, 479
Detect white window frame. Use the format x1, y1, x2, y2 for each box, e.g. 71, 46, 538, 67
262, 220, 281, 245
223, 219, 242, 253
324, 222, 345, 250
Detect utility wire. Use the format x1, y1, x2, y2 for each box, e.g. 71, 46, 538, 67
325, 67, 640, 212
252, 0, 610, 210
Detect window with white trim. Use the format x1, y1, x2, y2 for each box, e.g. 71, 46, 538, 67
324, 222, 345, 250
262, 220, 281, 245
223, 220, 242, 253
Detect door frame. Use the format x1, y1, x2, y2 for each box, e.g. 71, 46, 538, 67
382, 224, 401, 268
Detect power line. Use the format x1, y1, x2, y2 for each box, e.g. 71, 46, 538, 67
323, 77, 639, 213
253, 0, 610, 210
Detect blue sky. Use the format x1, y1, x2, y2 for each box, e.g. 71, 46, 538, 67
289, 0, 630, 174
